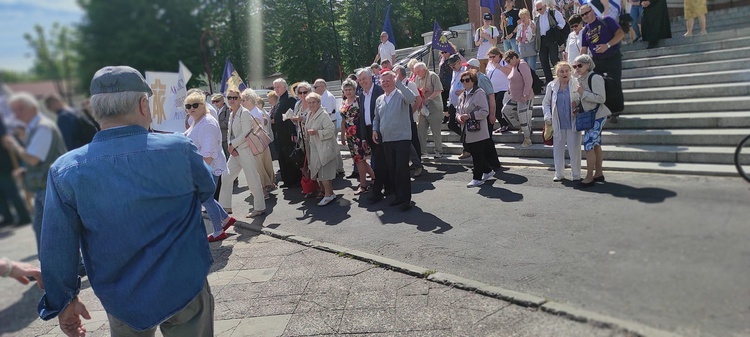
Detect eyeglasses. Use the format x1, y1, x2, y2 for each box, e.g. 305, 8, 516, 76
581, 9, 593, 16
226, 96, 239, 100
573, 64, 585, 68
440, 51, 448, 54
489, 55, 498, 58
211, 100, 222, 103
185, 103, 202, 109
460, 78, 472, 83
536, 7, 544, 11
298, 91, 309, 95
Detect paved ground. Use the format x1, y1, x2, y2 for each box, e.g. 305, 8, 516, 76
2, 162, 748, 337
2, 224, 631, 337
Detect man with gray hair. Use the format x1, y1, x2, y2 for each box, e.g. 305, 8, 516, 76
37, 66, 216, 336
371, 70, 416, 210
2, 92, 67, 252
373, 31, 396, 66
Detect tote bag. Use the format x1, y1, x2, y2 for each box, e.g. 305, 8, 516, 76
245, 116, 271, 156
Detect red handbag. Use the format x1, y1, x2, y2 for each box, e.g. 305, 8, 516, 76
300, 157, 318, 195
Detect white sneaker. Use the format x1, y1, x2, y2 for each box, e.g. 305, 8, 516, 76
467, 179, 484, 187
521, 139, 532, 147
318, 195, 336, 206
481, 170, 496, 181
553, 176, 563, 182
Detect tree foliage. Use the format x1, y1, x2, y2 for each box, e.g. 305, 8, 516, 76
23, 23, 78, 102
71, 0, 468, 92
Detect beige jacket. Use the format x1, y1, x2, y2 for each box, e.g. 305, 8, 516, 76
304, 107, 337, 179
579, 72, 612, 121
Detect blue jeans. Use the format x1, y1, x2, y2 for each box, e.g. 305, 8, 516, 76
503, 38, 519, 54
204, 175, 229, 234
630, 5, 643, 38
523, 55, 538, 71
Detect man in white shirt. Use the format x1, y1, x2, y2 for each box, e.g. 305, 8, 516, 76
373, 32, 396, 66
474, 13, 499, 74
313, 79, 344, 175
534, 0, 566, 84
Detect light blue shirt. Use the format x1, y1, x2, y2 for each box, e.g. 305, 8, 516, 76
556, 86, 573, 130
38, 125, 215, 331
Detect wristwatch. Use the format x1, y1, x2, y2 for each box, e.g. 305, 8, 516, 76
606, 43, 611, 48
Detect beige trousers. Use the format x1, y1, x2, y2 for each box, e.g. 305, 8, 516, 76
219, 147, 266, 212
255, 148, 275, 188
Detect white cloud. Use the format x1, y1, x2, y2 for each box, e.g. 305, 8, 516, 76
0, 0, 82, 13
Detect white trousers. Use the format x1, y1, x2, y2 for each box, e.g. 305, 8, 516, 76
553, 128, 582, 179
220, 147, 266, 212
418, 110, 444, 154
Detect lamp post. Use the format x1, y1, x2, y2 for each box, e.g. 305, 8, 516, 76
200, 30, 219, 94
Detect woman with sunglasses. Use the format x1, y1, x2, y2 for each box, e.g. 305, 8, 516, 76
219, 88, 266, 218
542, 61, 582, 182
290, 82, 318, 197
573, 54, 611, 186
563, 14, 585, 64
183, 92, 236, 241
503, 50, 535, 148
456, 70, 495, 187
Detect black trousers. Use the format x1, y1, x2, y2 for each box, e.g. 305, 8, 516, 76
0, 174, 31, 224
367, 125, 390, 195
276, 135, 302, 186
382, 140, 412, 204
538, 35, 560, 84
493, 91, 509, 129
593, 52, 624, 115
410, 122, 421, 157
465, 139, 494, 180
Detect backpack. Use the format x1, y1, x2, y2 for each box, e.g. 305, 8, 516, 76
588, 73, 624, 113
517, 65, 545, 95
547, 9, 571, 46
476, 26, 497, 42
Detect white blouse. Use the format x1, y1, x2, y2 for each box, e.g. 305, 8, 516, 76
184, 114, 228, 176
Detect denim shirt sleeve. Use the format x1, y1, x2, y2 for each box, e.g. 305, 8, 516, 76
38, 171, 83, 320
188, 141, 217, 203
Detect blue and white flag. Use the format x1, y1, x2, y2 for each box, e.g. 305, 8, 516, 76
220, 58, 246, 95
432, 20, 456, 54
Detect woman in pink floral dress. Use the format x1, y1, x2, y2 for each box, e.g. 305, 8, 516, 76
339, 79, 374, 195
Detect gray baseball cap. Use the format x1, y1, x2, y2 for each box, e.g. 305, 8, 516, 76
90, 66, 152, 96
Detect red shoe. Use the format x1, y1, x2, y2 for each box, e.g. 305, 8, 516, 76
208, 232, 227, 242
222, 217, 236, 231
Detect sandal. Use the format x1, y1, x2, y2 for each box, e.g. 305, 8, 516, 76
354, 184, 370, 195
246, 210, 265, 218
318, 195, 336, 206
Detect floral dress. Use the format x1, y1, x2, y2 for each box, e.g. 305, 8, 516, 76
340, 101, 371, 163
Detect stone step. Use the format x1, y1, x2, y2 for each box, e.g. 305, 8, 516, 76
670, 17, 750, 36
429, 128, 750, 146
622, 36, 750, 60
623, 82, 750, 101
622, 57, 750, 78
622, 26, 750, 52
622, 96, 750, 114
623, 46, 750, 69
621, 69, 750, 89
419, 155, 739, 177
668, 5, 750, 25
421, 142, 737, 164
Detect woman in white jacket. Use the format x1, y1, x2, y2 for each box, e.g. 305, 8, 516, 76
542, 61, 582, 182
241, 88, 276, 197
219, 88, 266, 218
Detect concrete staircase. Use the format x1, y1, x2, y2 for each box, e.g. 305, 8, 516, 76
413, 5, 750, 176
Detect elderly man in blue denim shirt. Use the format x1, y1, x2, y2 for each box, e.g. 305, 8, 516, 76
38, 66, 216, 337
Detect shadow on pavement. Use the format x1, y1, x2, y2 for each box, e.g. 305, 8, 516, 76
0, 286, 43, 335
293, 196, 353, 226
376, 205, 453, 234
478, 180, 524, 202
566, 180, 678, 203
494, 168, 529, 185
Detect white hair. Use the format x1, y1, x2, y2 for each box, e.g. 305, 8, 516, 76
414, 62, 428, 71
90, 92, 146, 121
574, 54, 596, 71
7, 92, 39, 111
272, 78, 288, 88
240, 88, 261, 106
295, 81, 312, 94
356, 68, 372, 78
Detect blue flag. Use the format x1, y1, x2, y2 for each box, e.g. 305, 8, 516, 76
431, 20, 456, 54
220, 58, 246, 94
382, 5, 396, 46
480, 0, 498, 14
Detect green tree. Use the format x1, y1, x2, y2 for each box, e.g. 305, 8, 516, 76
76, 0, 205, 92
23, 23, 78, 102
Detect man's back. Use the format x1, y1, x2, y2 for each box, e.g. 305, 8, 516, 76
40, 125, 215, 330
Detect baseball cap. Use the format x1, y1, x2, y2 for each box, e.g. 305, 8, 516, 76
483, 13, 493, 21
447, 54, 462, 65
463, 58, 480, 68
90, 66, 152, 96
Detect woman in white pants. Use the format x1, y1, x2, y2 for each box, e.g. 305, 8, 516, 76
219, 88, 266, 218
542, 61, 582, 181
240, 88, 276, 198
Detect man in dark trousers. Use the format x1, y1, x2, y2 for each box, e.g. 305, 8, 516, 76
356, 68, 389, 200
272, 78, 301, 188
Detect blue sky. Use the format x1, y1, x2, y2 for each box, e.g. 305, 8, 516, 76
0, 0, 83, 72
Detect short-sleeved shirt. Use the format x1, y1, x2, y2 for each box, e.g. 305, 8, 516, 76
475, 25, 499, 59
581, 17, 621, 58
378, 41, 396, 63
486, 61, 510, 93
416, 71, 444, 111
25, 114, 53, 162
503, 9, 520, 38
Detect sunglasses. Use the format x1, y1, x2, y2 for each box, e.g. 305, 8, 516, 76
185, 103, 202, 109
536, 7, 544, 11
460, 78, 472, 83
489, 55, 499, 58
298, 91, 309, 95
440, 51, 448, 54
211, 100, 222, 103
226, 96, 239, 100
573, 64, 585, 68
581, 9, 593, 16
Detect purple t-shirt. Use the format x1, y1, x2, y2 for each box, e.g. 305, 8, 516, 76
581, 17, 621, 58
